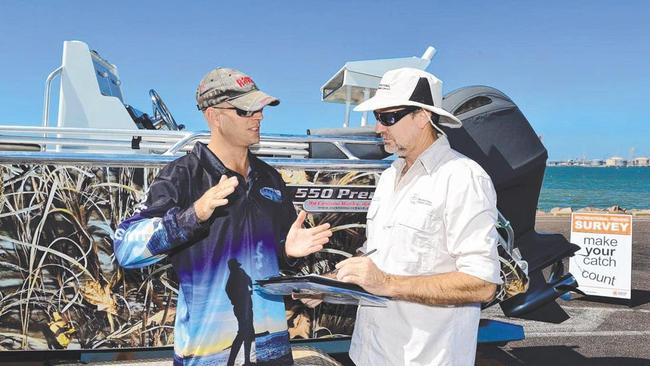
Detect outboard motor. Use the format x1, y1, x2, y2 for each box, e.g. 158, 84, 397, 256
442, 86, 580, 320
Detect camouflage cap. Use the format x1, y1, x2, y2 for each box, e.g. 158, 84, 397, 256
195, 67, 280, 111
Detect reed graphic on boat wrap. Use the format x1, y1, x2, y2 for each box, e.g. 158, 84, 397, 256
0, 164, 375, 350
0, 163, 525, 350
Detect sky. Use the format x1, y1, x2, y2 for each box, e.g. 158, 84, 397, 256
0, 1, 648, 160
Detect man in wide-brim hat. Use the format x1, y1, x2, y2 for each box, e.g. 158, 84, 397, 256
335, 67, 503, 366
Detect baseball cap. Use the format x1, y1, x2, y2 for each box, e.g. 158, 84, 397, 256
196, 67, 280, 111
354, 68, 462, 128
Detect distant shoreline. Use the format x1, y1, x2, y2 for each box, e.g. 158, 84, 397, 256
536, 206, 650, 217
546, 165, 650, 168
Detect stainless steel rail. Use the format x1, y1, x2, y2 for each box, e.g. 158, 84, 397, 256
497, 211, 515, 255
1, 125, 191, 139
0, 135, 180, 151
0, 125, 384, 159
0, 151, 390, 171
162, 131, 208, 155
42, 67, 63, 128
250, 147, 309, 157
161, 131, 378, 156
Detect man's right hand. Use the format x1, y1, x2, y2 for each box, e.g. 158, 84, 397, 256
194, 175, 239, 222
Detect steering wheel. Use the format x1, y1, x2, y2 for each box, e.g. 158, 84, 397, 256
149, 89, 182, 130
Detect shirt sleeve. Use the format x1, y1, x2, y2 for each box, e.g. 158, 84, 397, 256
113, 165, 210, 269
443, 167, 503, 285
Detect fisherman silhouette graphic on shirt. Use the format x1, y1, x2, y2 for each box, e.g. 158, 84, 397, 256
226, 258, 255, 366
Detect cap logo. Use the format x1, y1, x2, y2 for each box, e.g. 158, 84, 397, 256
378, 83, 390, 90
236, 76, 254, 88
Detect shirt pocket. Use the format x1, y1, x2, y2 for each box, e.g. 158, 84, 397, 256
391, 204, 442, 274
365, 201, 380, 242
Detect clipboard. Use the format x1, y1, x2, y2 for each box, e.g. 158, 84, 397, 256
255, 274, 390, 307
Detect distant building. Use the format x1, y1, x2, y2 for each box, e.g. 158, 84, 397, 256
590, 159, 604, 167
631, 157, 650, 167
605, 156, 627, 167
547, 157, 646, 167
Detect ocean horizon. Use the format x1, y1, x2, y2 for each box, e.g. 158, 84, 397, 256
537, 166, 650, 211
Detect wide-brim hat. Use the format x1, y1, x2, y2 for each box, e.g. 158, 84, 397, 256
354, 68, 462, 128
196, 67, 280, 111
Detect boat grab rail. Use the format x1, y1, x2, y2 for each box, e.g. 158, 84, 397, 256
161, 131, 373, 159
497, 211, 515, 254
42, 67, 63, 129
0, 151, 390, 171
0, 125, 383, 159
0, 125, 191, 138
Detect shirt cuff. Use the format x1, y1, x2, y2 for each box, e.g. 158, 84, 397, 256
280, 239, 299, 267
457, 254, 503, 285
163, 206, 210, 246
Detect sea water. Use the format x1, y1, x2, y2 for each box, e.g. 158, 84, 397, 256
538, 167, 650, 211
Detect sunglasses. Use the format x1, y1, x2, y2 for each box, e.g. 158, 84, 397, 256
373, 106, 421, 126
211, 106, 262, 117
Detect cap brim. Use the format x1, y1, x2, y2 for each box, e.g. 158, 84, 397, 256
229, 90, 280, 111
354, 96, 462, 128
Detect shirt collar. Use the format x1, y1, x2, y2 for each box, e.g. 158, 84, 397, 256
193, 143, 227, 176
391, 135, 451, 176
419, 135, 451, 174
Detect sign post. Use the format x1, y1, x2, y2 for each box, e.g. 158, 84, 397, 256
569, 213, 632, 299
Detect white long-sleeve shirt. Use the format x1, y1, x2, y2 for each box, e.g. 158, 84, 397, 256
350, 135, 502, 366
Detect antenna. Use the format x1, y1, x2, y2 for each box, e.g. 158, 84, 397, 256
421, 46, 437, 61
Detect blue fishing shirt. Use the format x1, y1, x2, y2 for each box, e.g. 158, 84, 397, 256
114, 143, 296, 366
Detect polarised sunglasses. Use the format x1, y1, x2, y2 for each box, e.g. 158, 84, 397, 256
373, 106, 421, 126
211, 106, 262, 117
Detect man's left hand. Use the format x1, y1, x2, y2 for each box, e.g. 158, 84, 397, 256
285, 211, 332, 258
335, 257, 391, 296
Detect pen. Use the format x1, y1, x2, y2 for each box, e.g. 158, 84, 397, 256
323, 248, 377, 277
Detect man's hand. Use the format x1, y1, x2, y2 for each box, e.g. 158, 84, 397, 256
285, 211, 332, 258
335, 257, 391, 296
193, 175, 239, 222
337, 258, 499, 305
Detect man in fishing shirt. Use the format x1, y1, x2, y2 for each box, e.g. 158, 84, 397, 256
334, 68, 503, 366
113, 67, 332, 366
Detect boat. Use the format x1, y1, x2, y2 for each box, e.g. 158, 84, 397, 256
0, 41, 579, 364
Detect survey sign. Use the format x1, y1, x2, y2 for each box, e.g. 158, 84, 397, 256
569, 213, 632, 299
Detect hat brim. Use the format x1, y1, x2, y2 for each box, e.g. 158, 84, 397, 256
229, 90, 280, 111
354, 96, 462, 128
